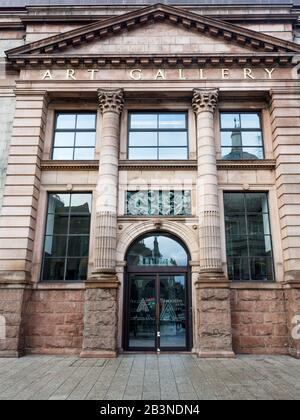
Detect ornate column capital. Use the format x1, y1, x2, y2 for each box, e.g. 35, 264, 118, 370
192, 88, 219, 114
97, 88, 124, 115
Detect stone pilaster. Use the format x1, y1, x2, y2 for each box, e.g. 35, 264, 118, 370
81, 89, 124, 357
0, 90, 48, 356
270, 90, 300, 358
192, 88, 234, 358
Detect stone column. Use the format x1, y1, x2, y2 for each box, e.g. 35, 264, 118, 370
81, 89, 124, 358
192, 89, 234, 358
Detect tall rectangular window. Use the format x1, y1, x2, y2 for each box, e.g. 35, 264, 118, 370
128, 112, 188, 160
41, 193, 92, 281
224, 192, 274, 281
220, 112, 264, 160
52, 112, 96, 160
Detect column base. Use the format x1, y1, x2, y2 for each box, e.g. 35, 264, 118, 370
195, 270, 234, 357
80, 350, 118, 358
85, 272, 120, 289
198, 350, 235, 359
81, 273, 119, 358
0, 350, 25, 358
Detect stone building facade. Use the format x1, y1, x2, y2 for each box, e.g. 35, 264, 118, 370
0, 1, 300, 358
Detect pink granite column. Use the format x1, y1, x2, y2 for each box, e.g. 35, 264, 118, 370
81, 89, 124, 358
192, 89, 234, 358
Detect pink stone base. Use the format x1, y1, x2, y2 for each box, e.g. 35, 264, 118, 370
0, 350, 23, 358
80, 350, 118, 358
198, 351, 236, 358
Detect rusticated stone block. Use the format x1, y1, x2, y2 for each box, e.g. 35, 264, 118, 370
231, 289, 289, 355
285, 287, 300, 359
0, 287, 28, 357
197, 287, 234, 358
23, 289, 84, 355
81, 287, 119, 358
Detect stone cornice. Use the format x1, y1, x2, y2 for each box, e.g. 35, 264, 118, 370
41, 159, 276, 171
5, 3, 300, 69
41, 160, 99, 171
8, 53, 294, 68
217, 159, 276, 170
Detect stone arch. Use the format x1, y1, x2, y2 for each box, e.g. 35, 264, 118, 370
116, 220, 199, 264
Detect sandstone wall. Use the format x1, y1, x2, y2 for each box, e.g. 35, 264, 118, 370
24, 289, 84, 355
231, 289, 289, 355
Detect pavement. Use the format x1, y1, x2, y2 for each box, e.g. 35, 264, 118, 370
0, 354, 299, 400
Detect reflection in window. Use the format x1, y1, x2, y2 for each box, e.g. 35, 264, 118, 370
41, 193, 92, 281
220, 112, 264, 160
127, 234, 188, 266
224, 192, 274, 281
52, 112, 96, 160
128, 112, 188, 160
126, 190, 191, 216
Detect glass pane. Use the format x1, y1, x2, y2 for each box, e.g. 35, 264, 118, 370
159, 147, 187, 160
226, 236, 248, 256
241, 131, 263, 146
65, 258, 88, 281
67, 236, 89, 257
52, 214, 69, 235
149, 191, 160, 215
48, 193, 70, 214
159, 132, 187, 147
130, 114, 157, 129
224, 193, 245, 214
52, 148, 74, 160
56, 114, 76, 129
220, 113, 240, 129
160, 275, 186, 348
242, 147, 263, 160
74, 148, 95, 160
76, 113, 96, 129
129, 276, 156, 349
44, 235, 67, 257
247, 215, 270, 235
129, 132, 157, 147
250, 257, 273, 281
126, 191, 149, 216
158, 113, 186, 129
240, 113, 260, 129
227, 257, 250, 281
69, 216, 90, 234
174, 191, 191, 216
128, 147, 157, 160
127, 235, 188, 266
42, 258, 65, 281
225, 215, 247, 235
221, 147, 244, 160
221, 131, 236, 147
248, 235, 272, 257
70, 194, 92, 214
53, 132, 74, 147
75, 132, 96, 147
246, 193, 268, 213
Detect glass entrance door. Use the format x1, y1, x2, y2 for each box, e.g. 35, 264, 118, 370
127, 274, 188, 351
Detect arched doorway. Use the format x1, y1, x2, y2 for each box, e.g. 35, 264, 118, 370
123, 232, 192, 352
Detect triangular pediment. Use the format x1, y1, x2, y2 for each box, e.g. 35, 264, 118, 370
6, 3, 300, 68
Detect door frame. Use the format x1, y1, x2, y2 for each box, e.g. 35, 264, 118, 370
123, 266, 192, 352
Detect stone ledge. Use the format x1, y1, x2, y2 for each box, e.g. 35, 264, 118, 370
198, 351, 236, 358
80, 350, 117, 358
